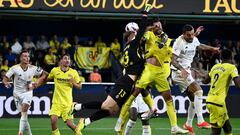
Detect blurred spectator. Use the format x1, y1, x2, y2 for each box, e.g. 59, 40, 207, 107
49, 35, 60, 53
110, 38, 121, 59
0, 59, 9, 72
0, 70, 7, 81
44, 48, 57, 72
73, 36, 81, 48
23, 36, 36, 50
4, 48, 17, 66
89, 65, 102, 82
0, 36, 10, 53
86, 39, 94, 47
11, 37, 22, 54
36, 35, 50, 50
94, 36, 106, 48
61, 37, 71, 50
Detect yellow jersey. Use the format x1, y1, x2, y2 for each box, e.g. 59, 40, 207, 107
48, 67, 80, 105
157, 37, 173, 77
143, 31, 165, 70
206, 63, 239, 105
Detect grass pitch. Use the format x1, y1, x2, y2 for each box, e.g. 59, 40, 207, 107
0, 117, 239, 135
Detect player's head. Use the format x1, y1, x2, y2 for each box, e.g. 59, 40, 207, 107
19, 50, 30, 65
221, 49, 232, 61
60, 54, 71, 67
182, 24, 195, 43
150, 18, 162, 35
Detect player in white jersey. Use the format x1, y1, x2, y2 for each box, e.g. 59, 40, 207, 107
3, 50, 48, 135
123, 94, 150, 135
171, 24, 220, 135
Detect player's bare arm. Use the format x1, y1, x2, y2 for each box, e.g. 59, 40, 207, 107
30, 71, 49, 90
2, 76, 12, 88
202, 74, 211, 84
233, 76, 240, 88
198, 44, 220, 53
171, 54, 189, 79
68, 74, 81, 89
194, 26, 204, 36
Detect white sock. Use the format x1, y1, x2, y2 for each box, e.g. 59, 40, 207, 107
194, 91, 204, 124
19, 112, 30, 134
74, 104, 82, 111
187, 102, 195, 127
84, 118, 91, 126
25, 121, 32, 135
142, 125, 151, 135
124, 119, 136, 135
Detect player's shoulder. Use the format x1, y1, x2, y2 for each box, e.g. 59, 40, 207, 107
10, 64, 20, 69
69, 68, 78, 73
174, 35, 184, 46
50, 66, 59, 72
223, 63, 237, 70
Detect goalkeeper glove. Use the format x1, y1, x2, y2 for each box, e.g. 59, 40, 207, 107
143, 3, 152, 14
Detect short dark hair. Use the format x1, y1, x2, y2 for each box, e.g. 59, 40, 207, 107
19, 50, 29, 56
149, 17, 160, 26
60, 53, 70, 60
182, 24, 194, 33
93, 65, 99, 69
221, 49, 232, 60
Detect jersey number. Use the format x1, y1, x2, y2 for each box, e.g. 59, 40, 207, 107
212, 73, 219, 89
123, 51, 129, 66
118, 89, 126, 98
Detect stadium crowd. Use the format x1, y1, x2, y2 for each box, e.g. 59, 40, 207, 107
0, 35, 239, 82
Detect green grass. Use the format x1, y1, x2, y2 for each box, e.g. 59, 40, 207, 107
0, 117, 239, 135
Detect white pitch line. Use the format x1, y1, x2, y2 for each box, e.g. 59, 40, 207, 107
0, 128, 240, 131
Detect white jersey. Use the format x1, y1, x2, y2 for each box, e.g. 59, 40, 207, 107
5, 64, 43, 95
171, 35, 200, 70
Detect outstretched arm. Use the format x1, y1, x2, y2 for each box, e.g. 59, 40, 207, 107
198, 44, 220, 53
194, 26, 204, 37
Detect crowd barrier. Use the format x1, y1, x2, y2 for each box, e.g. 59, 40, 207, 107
0, 82, 239, 118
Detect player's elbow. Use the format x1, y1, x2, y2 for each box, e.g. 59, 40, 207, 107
75, 83, 82, 90
233, 77, 240, 88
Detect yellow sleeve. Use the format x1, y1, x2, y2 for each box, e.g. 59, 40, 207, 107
231, 66, 239, 78
143, 31, 151, 40
48, 68, 55, 80
74, 70, 81, 83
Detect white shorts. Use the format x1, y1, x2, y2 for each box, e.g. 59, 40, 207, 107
131, 94, 149, 113
171, 69, 195, 93
13, 91, 33, 111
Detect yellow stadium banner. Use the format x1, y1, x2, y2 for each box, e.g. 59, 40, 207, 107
74, 47, 111, 70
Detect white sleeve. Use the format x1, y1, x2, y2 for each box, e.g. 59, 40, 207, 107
194, 37, 201, 47
33, 66, 43, 76
5, 67, 15, 78
172, 38, 182, 56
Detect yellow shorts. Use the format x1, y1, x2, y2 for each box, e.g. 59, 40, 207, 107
163, 62, 171, 77
49, 103, 73, 122
136, 63, 170, 92
206, 102, 229, 128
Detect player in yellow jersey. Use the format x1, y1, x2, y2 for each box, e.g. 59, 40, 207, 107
116, 19, 188, 134
203, 49, 240, 135
35, 54, 82, 135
